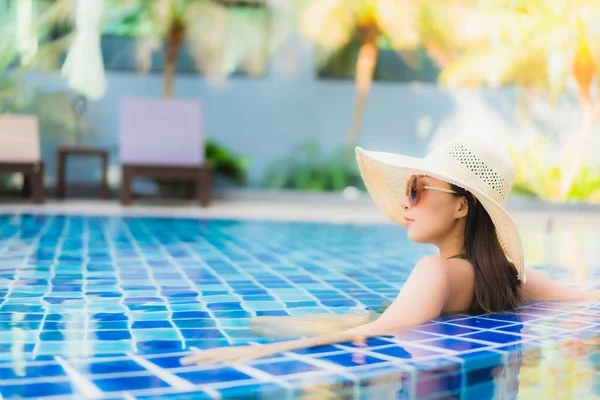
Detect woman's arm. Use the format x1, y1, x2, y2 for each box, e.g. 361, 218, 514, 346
345, 256, 451, 335
521, 266, 600, 302
180, 257, 452, 366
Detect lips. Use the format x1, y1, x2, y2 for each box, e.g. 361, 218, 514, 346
404, 216, 414, 224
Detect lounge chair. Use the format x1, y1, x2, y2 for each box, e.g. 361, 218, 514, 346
119, 97, 211, 206
0, 115, 45, 204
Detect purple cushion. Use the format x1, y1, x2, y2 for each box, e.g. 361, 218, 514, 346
119, 97, 203, 165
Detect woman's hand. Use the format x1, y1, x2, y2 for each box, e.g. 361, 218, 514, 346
249, 313, 371, 338
179, 257, 452, 366
180, 332, 375, 366
522, 267, 600, 303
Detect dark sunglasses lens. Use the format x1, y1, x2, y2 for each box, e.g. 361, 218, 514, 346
410, 177, 418, 204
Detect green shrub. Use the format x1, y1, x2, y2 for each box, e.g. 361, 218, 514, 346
261, 140, 366, 192
206, 140, 249, 186
508, 136, 600, 202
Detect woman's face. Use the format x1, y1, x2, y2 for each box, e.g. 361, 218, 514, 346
403, 176, 468, 245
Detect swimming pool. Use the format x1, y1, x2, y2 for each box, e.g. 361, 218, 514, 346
0, 214, 598, 399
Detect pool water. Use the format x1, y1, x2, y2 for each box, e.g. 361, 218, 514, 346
0, 214, 598, 399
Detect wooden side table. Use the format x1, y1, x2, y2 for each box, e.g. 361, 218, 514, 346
56, 146, 109, 199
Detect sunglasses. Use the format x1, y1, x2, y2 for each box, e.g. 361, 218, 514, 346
406, 175, 459, 206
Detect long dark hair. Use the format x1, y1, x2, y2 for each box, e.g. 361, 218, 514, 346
450, 184, 521, 313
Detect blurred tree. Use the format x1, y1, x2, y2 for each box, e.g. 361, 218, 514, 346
298, 0, 419, 148
437, 0, 600, 200
104, 0, 301, 97
0, 0, 93, 145
297, 0, 478, 148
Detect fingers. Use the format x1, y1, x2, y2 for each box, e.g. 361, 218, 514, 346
179, 355, 202, 365
180, 348, 228, 365
179, 346, 273, 366
180, 352, 211, 366
178, 331, 375, 367
180, 353, 235, 365
352, 336, 367, 347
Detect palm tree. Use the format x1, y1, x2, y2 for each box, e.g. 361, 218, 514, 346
105, 0, 298, 98
297, 0, 421, 148
297, 0, 478, 148
437, 0, 600, 200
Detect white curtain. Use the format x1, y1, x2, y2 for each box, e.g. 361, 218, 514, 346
61, 0, 106, 100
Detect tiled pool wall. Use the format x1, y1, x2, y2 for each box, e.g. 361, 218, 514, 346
0, 214, 598, 399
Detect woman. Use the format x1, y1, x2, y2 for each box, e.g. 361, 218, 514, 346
181, 135, 599, 365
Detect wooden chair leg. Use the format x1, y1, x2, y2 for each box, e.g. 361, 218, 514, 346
121, 167, 133, 206
197, 165, 211, 207
100, 154, 108, 199
56, 152, 66, 199
22, 174, 31, 198
184, 182, 196, 200
31, 164, 44, 204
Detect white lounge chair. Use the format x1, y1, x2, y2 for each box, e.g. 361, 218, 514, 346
0, 115, 45, 203
119, 97, 211, 206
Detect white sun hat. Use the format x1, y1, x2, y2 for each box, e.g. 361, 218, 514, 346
355, 135, 526, 283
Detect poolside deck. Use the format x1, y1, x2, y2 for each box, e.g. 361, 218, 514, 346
0, 192, 598, 229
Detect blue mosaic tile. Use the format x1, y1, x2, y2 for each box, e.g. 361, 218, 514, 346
419, 337, 490, 352
75, 359, 146, 375
132, 320, 175, 329
0, 363, 65, 380
173, 319, 217, 328
143, 355, 188, 369
0, 381, 73, 398
461, 331, 524, 345
0, 313, 42, 321
370, 344, 443, 360
93, 330, 133, 341
317, 352, 387, 367
408, 358, 463, 398
0, 214, 598, 399
181, 329, 225, 339
136, 340, 185, 353
182, 339, 230, 349
416, 323, 481, 336
252, 359, 323, 376
448, 317, 516, 330
255, 310, 289, 317
176, 367, 251, 384
217, 382, 285, 400
94, 375, 171, 391
462, 382, 509, 400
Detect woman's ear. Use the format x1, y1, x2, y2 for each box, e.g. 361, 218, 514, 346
455, 196, 469, 219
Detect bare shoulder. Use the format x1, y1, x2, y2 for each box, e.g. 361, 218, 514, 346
412, 256, 451, 280
415, 255, 467, 270
414, 255, 472, 285
416, 255, 448, 267
353, 256, 453, 333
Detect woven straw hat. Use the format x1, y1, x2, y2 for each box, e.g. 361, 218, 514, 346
356, 135, 526, 283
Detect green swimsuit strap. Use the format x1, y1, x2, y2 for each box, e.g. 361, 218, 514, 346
447, 254, 467, 260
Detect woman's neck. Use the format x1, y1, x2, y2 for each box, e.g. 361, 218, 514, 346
436, 234, 466, 259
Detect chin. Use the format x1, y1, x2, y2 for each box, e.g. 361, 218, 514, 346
407, 227, 429, 244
